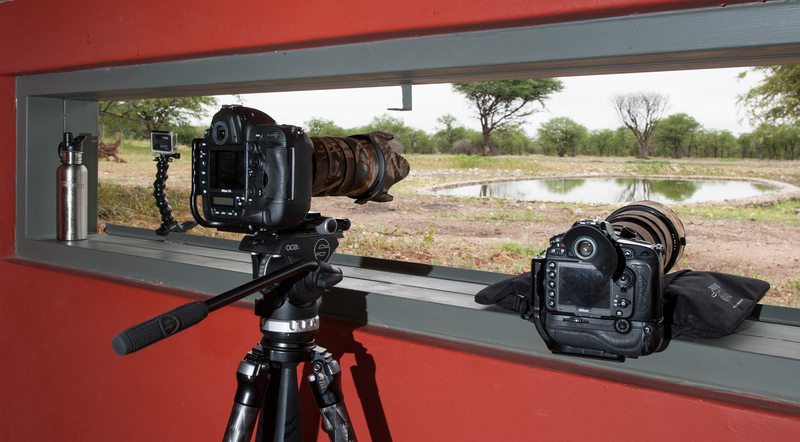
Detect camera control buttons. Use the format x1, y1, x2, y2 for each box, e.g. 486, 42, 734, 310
547, 281, 555, 289
548, 290, 555, 298
618, 298, 630, 308
548, 271, 556, 279
547, 262, 556, 269
616, 269, 634, 289
614, 319, 632, 334
547, 300, 556, 308
622, 248, 634, 259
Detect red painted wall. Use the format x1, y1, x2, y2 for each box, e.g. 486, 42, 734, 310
1, 260, 798, 441
0, 0, 758, 75
0, 75, 14, 257
2, 1, 797, 440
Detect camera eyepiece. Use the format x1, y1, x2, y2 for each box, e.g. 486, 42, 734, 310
574, 237, 597, 260
212, 121, 229, 145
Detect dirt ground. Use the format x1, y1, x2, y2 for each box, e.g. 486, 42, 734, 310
308, 192, 800, 306
99, 153, 800, 307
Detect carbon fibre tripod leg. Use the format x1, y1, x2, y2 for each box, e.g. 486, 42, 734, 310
224, 346, 271, 442
308, 347, 357, 442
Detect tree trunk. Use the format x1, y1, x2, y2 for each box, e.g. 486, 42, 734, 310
638, 139, 649, 158
482, 130, 490, 156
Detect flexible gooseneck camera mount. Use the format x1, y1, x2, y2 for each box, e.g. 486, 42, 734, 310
153, 152, 197, 235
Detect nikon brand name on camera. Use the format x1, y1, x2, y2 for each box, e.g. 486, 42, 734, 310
191, 105, 410, 233
532, 201, 685, 361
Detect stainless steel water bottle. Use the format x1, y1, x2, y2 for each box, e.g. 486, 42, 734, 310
57, 132, 88, 241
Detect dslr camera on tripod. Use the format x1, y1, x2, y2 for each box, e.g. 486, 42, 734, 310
192, 105, 406, 233
117, 104, 409, 442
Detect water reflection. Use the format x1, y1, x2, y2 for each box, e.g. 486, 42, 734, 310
440, 178, 774, 203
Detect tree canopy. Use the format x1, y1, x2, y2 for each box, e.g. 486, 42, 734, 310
453, 79, 563, 156
654, 113, 700, 158
739, 65, 800, 125
100, 97, 218, 140
537, 117, 587, 157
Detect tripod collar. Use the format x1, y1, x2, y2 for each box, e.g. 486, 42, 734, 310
261, 316, 320, 334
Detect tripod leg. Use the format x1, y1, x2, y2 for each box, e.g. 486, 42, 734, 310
223, 346, 270, 442
257, 362, 303, 442
308, 347, 357, 442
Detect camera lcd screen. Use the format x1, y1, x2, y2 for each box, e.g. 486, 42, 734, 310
557, 264, 610, 311
212, 196, 235, 207
209, 149, 246, 191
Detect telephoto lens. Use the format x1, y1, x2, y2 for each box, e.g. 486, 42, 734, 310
605, 200, 686, 273
310, 132, 409, 204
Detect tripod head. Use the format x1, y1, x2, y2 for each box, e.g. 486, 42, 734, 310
242, 214, 350, 352
112, 213, 349, 356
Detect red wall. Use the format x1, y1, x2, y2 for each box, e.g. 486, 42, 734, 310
1, 260, 798, 441
0, 75, 14, 257
0, 0, 757, 76
2, 1, 798, 441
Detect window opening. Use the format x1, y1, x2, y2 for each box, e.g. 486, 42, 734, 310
97, 66, 800, 308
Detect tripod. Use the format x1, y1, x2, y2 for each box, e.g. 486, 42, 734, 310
112, 214, 357, 442
226, 215, 356, 442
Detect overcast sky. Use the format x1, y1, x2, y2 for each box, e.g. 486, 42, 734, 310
218, 67, 765, 136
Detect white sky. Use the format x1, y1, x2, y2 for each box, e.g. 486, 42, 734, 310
216, 67, 765, 136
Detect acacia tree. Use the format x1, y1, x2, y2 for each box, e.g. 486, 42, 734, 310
739, 65, 800, 125
99, 96, 218, 139
612, 92, 669, 158
453, 79, 563, 156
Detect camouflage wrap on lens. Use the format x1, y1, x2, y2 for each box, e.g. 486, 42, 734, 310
310, 131, 410, 203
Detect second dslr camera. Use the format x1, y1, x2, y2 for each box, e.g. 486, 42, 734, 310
532, 201, 685, 361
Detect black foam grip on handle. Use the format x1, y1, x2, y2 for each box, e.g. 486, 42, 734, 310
112, 301, 209, 355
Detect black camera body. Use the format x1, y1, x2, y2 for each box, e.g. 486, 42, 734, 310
191, 106, 314, 232
532, 220, 666, 361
